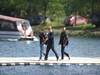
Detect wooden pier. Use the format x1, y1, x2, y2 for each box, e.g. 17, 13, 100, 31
0, 57, 100, 66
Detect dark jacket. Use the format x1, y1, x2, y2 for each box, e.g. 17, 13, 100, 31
46, 32, 54, 47
59, 31, 69, 46
39, 32, 46, 44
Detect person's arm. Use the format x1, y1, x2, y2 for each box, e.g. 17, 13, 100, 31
39, 33, 41, 38
64, 32, 69, 46
43, 33, 48, 44
59, 32, 62, 45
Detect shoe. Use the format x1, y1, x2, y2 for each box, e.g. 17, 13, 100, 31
44, 58, 48, 61
68, 56, 70, 60
61, 58, 64, 60
39, 58, 42, 61
39, 57, 42, 60
61, 57, 64, 60
57, 56, 59, 61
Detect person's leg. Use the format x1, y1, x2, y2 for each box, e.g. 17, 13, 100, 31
41, 43, 45, 56
39, 43, 43, 60
52, 46, 59, 60
64, 52, 70, 60
44, 46, 50, 60
64, 46, 70, 60
61, 45, 64, 60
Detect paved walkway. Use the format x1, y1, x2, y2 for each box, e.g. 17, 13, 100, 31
0, 57, 100, 66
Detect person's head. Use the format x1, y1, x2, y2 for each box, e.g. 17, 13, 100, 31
22, 24, 27, 31
62, 27, 66, 32
48, 26, 52, 32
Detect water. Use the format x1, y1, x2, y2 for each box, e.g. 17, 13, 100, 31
0, 36, 100, 57
0, 36, 100, 75
0, 65, 100, 75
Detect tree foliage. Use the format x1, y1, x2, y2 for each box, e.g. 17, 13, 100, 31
0, 0, 99, 19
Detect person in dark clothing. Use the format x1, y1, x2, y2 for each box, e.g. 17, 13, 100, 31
59, 27, 70, 60
39, 30, 46, 60
44, 26, 59, 60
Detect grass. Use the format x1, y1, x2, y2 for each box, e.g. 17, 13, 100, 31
73, 24, 95, 29
32, 21, 100, 37
32, 21, 64, 29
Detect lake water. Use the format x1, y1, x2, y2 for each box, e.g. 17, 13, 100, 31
0, 36, 100, 75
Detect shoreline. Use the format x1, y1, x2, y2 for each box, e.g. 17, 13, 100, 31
32, 27, 100, 38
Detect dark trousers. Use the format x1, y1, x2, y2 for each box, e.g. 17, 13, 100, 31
45, 46, 59, 60
61, 45, 70, 59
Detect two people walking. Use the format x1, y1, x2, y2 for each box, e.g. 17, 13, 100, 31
39, 26, 70, 60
